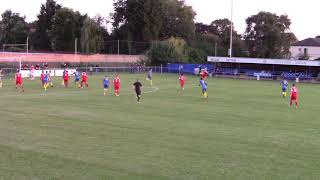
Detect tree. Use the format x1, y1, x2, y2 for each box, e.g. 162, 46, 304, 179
31, 0, 61, 50
0, 10, 28, 46
112, 0, 165, 41
147, 37, 189, 65
244, 11, 293, 58
111, 0, 196, 42
80, 17, 107, 53
48, 8, 85, 51
210, 19, 246, 57
160, 0, 196, 41
194, 19, 247, 57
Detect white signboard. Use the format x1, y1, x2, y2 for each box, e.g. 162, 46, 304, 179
207, 57, 320, 67
20, 69, 76, 78
55, 69, 76, 76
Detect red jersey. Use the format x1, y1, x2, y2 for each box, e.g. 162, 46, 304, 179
16, 73, 22, 82
63, 72, 69, 81
201, 71, 209, 79
291, 87, 298, 97
40, 73, 44, 80
82, 72, 88, 81
179, 75, 185, 83
113, 77, 121, 86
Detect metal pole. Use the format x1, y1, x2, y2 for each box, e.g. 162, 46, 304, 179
26, 37, 29, 55
117, 40, 120, 55
75, 38, 78, 55
229, 0, 233, 58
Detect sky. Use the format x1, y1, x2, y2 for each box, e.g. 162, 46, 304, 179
0, 0, 319, 40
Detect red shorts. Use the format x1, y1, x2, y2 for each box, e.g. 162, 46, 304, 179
114, 86, 120, 90
291, 95, 297, 101
180, 81, 185, 87
16, 81, 22, 85
82, 80, 87, 83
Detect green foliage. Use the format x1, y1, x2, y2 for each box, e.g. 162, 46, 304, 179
29, 0, 108, 53
48, 8, 83, 51
112, 0, 196, 42
160, 0, 196, 41
194, 20, 248, 57
31, 0, 61, 50
147, 37, 207, 64
245, 11, 295, 58
80, 17, 105, 53
147, 37, 188, 65
0, 10, 28, 45
187, 47, 206, 63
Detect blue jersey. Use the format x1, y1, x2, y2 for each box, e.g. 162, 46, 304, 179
281, 80, 288, 90
44, 74, 49, 83
200, 80, 207, 90
103, 78, 110, 88
75, 72, 81, 80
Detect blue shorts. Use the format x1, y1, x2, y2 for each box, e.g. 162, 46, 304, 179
44, 80, 49, 84
202, 88, 207, 92
282, 88, 287, 92
104, 85, 109, 89
75, 78, 80, 82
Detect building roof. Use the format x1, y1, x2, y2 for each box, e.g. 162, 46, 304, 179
292, 38, 320, 47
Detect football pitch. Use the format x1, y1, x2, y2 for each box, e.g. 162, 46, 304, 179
0, 73, 319, 180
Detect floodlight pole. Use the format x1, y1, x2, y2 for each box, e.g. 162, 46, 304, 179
26, 36, 29, 55
229, 0, 234, 58
75, 38, 78, 55
117, 40, 120, 55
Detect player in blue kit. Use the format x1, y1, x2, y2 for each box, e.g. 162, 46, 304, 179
74, 71, 81, 88
200, 77, 208, 99
103, 75, 110, 96
280, 79, 289, 98
43, 71, 50, 91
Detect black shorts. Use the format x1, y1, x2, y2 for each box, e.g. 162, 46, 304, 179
135, 90, 141, 96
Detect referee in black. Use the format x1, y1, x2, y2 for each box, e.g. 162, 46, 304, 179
133, 79, 142, 103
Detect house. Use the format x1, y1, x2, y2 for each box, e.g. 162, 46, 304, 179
290, 37, 320, 60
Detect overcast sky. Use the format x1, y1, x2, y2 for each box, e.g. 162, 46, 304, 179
0, 0, 319, 40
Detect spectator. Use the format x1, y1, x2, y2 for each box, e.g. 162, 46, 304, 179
44, 63, 48, 69
95, 64, 99, 73
89, 66, 93, 75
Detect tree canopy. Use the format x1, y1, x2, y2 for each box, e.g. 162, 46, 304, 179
0, 10, 28, 45
0, 0, 298, 64
244, 11, 294, 58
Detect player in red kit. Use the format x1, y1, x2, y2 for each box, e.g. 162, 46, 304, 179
179, 73, 185, 91
80, 71, 89, 88
40, 70, 45, 87
290, 84, 299, 108
15, 70, 25, 93
200, 69, 209, 81
113, 74, 121, 96
63, 70, 69, 88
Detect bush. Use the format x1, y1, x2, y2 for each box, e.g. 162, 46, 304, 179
146, 37, 207, 65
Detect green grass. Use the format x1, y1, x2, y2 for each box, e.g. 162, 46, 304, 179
0, 73, 319, 180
